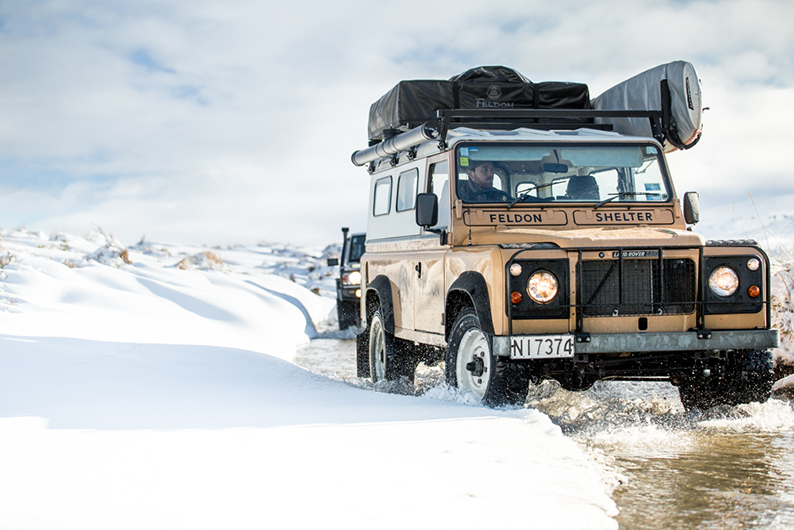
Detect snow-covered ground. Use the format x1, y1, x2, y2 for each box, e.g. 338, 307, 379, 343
0, 228, 618, 529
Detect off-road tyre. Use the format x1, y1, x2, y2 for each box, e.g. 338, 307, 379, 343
368, 308, 416, 384
678, 349, 774, 410
445, 308, 528, 407
734, 349, 774, 404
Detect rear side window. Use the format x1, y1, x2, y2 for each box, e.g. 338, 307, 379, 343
396, 169, 418, 212
373, 177, 392, 216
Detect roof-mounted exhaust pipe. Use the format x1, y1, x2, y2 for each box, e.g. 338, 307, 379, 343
351, 121, 440, 167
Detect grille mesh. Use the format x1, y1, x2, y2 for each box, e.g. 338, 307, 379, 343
580, 258, 696, 316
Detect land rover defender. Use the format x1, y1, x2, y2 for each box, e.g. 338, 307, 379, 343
351, 65, 777, 409
328, 227, 366, 329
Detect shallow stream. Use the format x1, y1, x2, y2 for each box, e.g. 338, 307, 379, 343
296, 337, 794, 528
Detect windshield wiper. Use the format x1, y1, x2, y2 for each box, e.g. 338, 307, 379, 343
508, 179, 567, 208
593, 192, 642, 209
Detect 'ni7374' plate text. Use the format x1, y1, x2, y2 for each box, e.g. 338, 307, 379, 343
510, 335, 575, 359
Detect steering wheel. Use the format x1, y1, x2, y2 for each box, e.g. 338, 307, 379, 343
468, 188, 512, 202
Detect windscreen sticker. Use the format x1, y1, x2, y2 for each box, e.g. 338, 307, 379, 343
460, 148, 469, 157
460, 157, 469, 167
645, 183, 662, 200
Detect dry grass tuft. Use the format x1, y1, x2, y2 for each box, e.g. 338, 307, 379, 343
85, 227, 132, 267
0, 251, 15, 268
176, 251, 224, 271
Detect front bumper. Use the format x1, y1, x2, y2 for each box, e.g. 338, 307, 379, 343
337, 286, 361, 302
492, 329, 779, 357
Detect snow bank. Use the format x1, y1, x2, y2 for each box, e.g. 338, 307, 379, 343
0, 228, 618, 529
0, 412, 615, 529
0, 229, 333, 358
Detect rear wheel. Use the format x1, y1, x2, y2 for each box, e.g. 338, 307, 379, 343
368, 308, 415, 384
445, 308, 528, 407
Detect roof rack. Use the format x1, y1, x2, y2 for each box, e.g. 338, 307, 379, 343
351, 108, 668, 168
436, 108, 665, 145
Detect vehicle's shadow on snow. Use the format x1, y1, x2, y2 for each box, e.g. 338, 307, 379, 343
0, 335, 496, 431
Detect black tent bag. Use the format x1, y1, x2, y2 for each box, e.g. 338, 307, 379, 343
367, 66, 590, 141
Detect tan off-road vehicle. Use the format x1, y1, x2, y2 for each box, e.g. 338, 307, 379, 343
351, 65, 778, 409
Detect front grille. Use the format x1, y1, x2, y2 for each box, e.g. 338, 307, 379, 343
580, 258, 696, 316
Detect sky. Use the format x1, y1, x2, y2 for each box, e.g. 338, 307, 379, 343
0, 0, 793, 247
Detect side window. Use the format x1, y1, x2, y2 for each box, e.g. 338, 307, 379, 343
429, 161, 449, 229
373, 177, 392, 216
396, 168, 418, 212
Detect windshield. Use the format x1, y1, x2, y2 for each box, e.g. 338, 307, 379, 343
347, 234, 366, 264
455, 143, 670, 205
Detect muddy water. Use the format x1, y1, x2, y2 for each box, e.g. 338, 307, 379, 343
610, 430, 794, 528
527, 382, 794, 528
296, 338, 794, 529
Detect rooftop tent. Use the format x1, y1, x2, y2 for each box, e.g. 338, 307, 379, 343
367, 66, 591, 142
591, 61, 703, 152
367, 80, 453, 143
447, 66, 534, 109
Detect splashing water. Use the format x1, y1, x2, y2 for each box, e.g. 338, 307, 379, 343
529, 380, 794, 529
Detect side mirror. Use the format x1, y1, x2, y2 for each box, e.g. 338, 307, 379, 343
416, 193, 438, 227
683, 191, 700, 225
326, 257, 339, 267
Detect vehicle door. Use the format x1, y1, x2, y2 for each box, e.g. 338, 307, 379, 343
413, 156, 448, 334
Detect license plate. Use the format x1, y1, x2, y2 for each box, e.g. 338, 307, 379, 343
510, 335, 575, 360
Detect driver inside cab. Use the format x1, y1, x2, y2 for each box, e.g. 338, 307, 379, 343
459, 160, 508, 202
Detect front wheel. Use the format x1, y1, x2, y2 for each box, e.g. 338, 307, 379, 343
734, 349, 774, 404
445, 308, 528, 407
677, 349, 774, 410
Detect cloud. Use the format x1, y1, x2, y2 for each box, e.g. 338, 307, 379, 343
0, 0, 792, 245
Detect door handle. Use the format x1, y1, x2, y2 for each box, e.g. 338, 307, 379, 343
415, 262, 422, 278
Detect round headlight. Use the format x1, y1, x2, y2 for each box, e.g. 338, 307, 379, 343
527, 270, 558, 304
709, 266, 739, 297
348, 271, 362, 285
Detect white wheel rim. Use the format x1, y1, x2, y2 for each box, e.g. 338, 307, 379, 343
370, 315, 386, 381
456, 328, 491, 401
